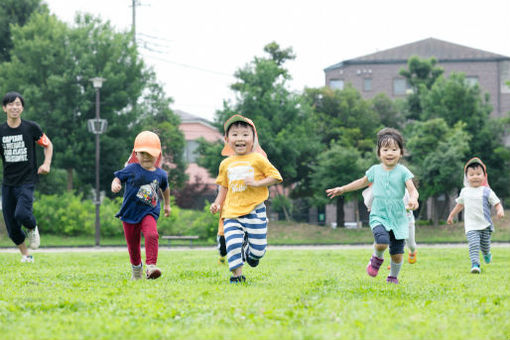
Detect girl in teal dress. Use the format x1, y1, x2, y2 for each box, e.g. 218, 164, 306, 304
326, 128, 419, 284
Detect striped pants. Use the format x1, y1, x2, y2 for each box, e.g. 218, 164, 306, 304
224, 203, 267, 271
466, 227, 492, 266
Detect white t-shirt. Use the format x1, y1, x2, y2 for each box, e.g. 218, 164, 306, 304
456, 186, 500, 233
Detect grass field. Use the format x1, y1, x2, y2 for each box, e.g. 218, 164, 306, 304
0, 247, 509, 339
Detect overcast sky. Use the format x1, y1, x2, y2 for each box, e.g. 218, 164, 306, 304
43, 0, 510, 121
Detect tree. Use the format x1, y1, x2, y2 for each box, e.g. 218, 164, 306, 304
370, 93, 405, 130
399, 56, 444, 120
0, 0, 45, 62
0, 12, 186, 194
198, 42, 322, 205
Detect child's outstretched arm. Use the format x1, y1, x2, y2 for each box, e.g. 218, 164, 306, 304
447, 203, 464, 224
111, 177, 122, 193
326, 176, 369, 199
161, 187, 171, 217
405, 179, 419, 210
244, 176, 280, 188
494, 202, 505, 219
210, 185, 227, 214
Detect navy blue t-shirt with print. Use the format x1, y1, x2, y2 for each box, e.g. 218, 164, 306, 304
0, 119, 44, 186
114, 163, 169, 224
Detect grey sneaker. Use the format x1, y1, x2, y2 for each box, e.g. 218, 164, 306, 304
131, 264, 143, 280
21, 255, 34, 263
27, 226, 40, 249
146, 264, 161, 279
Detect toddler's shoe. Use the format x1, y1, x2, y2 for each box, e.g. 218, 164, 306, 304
470, 264, 481, 274
483, 253, 492, 264
131, 264, 143, 280
27, 226, 40, 249
408, 250, 417, 264
386, 276, 399, 284
146, 264, 162, 279
218, 256, 226, 265
229, 275, 246, 284
366, 255, 384, 277
21, 255, 34, 263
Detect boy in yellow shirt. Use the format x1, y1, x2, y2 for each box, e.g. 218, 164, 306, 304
210, 114, 282, 283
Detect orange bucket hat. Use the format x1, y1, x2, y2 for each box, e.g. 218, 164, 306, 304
221, 114, 267, 157
126, 131, 162, 167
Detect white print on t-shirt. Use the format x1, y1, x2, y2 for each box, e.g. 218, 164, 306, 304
2, 135, 28, 162
227, 164, 254, 193
136, 180, 159, 207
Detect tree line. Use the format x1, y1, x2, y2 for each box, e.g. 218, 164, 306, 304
1, 1, 509, 228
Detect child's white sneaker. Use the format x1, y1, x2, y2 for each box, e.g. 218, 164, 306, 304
21, 255, 34, 263
131, 264, 143, 280
146, 264, 161, 279
27, 226, 40, 249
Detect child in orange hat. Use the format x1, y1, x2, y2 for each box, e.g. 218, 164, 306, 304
111, 131, 171, 280
210, 114, 282, 283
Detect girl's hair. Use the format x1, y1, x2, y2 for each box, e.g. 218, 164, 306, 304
2, 92, 24, 107
376, 127, 404, 156
465, 162, 485, 175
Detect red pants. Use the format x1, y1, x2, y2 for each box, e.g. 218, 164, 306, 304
122, 215, 159, 265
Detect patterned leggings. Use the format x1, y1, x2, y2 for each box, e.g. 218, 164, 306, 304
224, 203, 267, 271
466, 226, 492, 266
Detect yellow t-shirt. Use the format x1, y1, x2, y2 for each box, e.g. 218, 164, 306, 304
216, 153, 283, 218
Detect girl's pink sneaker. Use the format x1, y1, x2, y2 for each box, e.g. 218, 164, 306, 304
366, 255, 384, 277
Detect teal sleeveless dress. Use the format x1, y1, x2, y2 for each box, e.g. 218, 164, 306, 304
365, 164, 414, 240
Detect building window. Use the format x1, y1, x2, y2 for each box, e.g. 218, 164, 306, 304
329, 79, 344, 90
465, 76, 479, 87
393, 78, 409, 95
184, 140, 199, 163
363, 78, 372, 92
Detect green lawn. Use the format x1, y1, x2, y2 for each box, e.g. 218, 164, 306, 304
0, 247, 509, 339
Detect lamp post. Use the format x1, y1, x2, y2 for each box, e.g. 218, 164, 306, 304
88, 77, 107, 246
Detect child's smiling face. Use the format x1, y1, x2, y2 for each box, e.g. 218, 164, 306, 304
466, 165, 485, 187
379, 139, 402, 169
136, 151, 157, 170
226, 124, 254, 156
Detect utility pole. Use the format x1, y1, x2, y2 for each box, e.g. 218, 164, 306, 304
131, 0, 140, 46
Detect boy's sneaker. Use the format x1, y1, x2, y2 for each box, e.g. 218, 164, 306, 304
218, 256, 226, 265
21, 255, 34, 263
483, 253, 492, 264
470, 264, 481, 274
27, 226, 40, 249
366, 255, 384, 277
386, 276, 399, 284
229, 275, 246, 284
131, 264, 143, 280
146, 264, 161, 279
408, 250, 417, 264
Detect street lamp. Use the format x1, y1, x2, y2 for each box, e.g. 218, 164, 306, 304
88, 77, 107, 246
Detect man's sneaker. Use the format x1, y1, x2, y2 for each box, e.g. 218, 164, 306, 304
21, 255, 34, 263
218, 256, 226, 265
146, 264, 161, 279
483, 253, 492, 264
27, 226, 40, 249
131, 264, 143, 280
471, 264, 481, 274
386, 276, 399, 284
366, 255, 384, 277
408, 250, 417, 264
229, 275, 246, 284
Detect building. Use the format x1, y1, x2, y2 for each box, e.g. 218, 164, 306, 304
175, 110, 222, 208
324, 38, 510, 120
322, 38, 510, 227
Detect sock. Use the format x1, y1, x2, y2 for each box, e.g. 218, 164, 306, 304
132, 263, 142, 268
390, 259, 403, 277
374, 248, 385, 258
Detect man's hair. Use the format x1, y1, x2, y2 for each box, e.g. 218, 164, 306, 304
2, 92, 24, 107
376, 127, 404, 156
226, 121, 253, 136
465, 162, 485, 174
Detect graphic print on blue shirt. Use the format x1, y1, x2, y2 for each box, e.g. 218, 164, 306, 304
136, 180, 159, 207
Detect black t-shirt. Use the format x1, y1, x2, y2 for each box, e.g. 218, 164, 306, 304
0, 119, 44, 186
